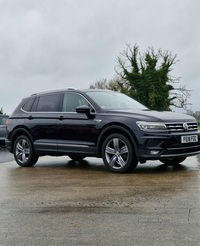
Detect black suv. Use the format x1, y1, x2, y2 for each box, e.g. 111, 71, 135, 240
6, 88, 200, 173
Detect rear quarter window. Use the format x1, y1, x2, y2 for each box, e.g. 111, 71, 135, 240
22, 98, 35, 112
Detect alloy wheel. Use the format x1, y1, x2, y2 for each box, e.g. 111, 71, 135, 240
15, 138, 30, 164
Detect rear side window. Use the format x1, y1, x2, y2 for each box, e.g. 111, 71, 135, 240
22, 98, 35, 112
36, 94, 60, 112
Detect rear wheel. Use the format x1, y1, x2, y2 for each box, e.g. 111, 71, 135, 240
160, 157, 186, 166
102, 133, 138, 173
13, 135, 38, 167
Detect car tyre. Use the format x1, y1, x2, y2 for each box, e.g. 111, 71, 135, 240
102, 133, 138, 173
14, 135, 38, 167
160, 157, 186, 166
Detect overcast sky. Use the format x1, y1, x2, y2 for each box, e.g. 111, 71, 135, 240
0, 0, 199, 114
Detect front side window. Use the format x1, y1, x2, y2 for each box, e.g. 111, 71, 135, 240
62, 93, 94, 112
36, 94, 60, 112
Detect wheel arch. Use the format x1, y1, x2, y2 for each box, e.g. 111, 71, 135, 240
97, 125, 138, 158
10, 127, 34, 152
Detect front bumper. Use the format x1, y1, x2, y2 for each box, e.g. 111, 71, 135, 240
137, 131, 200, 161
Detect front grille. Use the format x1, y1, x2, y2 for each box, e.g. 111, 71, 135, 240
165, 122, 198, 132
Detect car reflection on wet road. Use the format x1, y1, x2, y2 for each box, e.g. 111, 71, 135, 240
0, 151, 200, 245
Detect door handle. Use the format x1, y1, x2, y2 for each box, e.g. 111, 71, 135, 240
59, 116, 65, 120
28, 115, 33, 120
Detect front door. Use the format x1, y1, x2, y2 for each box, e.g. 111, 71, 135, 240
56, 92, 97, 155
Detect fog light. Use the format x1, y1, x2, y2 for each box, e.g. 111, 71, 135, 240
150, 150, 159, 155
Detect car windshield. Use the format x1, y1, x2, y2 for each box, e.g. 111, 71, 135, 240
86, 91, 148, 110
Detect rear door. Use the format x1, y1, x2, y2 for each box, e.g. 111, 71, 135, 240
24, 93, 61, 154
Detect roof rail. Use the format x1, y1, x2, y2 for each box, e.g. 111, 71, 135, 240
67, 87, 77, 90
31, 87, 78, 96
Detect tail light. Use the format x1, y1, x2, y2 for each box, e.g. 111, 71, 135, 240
6, 119, 9, 126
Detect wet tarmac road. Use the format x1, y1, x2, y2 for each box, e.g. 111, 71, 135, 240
0, 148, 14, 163
0, 150, 200, 245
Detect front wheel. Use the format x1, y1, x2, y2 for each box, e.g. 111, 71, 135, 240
160, 157, 186, 166
102, 133, 138, 173
13, 135, 38, 167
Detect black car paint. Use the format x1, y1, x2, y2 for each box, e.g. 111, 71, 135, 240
5, 89, 200, 171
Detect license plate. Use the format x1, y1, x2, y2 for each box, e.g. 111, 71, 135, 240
181, 135, 198, 143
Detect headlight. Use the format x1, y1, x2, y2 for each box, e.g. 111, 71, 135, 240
136, 121, 167, 131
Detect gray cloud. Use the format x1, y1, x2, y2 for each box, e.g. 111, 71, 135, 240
0, 0, 199, 114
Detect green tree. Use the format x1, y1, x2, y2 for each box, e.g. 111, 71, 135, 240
115, 44, 191, 111
0, 107, 3, 114
187, 110, 200, 126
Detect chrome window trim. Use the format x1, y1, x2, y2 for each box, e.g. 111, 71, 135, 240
21, 109, 60, 114
21, 92, 96, 115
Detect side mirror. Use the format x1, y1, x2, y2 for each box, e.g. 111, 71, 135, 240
76, 105, 91, 118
